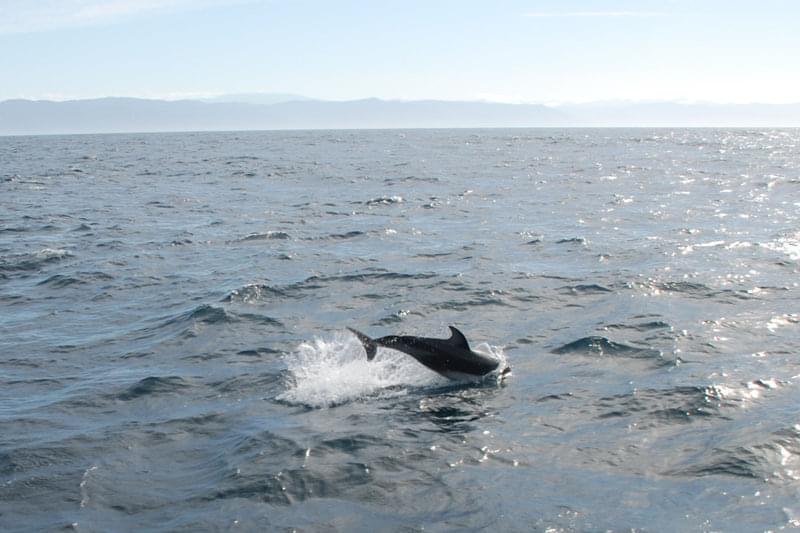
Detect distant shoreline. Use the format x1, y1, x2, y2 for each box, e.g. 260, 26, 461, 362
2, 97, 800, 136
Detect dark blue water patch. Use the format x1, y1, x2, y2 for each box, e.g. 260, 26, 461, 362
309, 230, 366, 240
556, 237, 587, 245
669, 451, 765, 479
0, 293, 30, 305
222, 155, 262, 162
3, 378, 64, 388
394, 175, 440, 183
414, 251, 453, 258
0, 249, 73, 274
0, 442, 83, 478
175, 304, 234, 325
299, 271, 439, 293
208, 373, 284, 395
551, 336, 670, 366
226, 429, 301, 459
0, 357, 41, 369
213, 458, 372, 507
238, 231, 291, 242
594, 386, 722, 426
662, 428, 800, 481
145, 200, 174, 208
115, 376, 192, 401
95, 240, 125, 249
118, 350, 156, 360
233, 312, 283, 327
558, 284, 614, 295
37, 274, 87, 288
235, 347, 282, 357
132, 304, 237, 344
603, 320, 672, 332
37, 271, 114, 289
536, 392, 575, 403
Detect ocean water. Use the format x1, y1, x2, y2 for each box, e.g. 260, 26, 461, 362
1, 128, 799, 532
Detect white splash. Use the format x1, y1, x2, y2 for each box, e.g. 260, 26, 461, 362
765, 314, 799, 333
278, 331, 509, 408
763, 233, 800, 261
79, 465, 98, 508
278, 331, 441, 408
35, 247, 71, 259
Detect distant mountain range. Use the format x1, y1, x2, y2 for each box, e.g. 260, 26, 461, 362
2, 95, 799, 135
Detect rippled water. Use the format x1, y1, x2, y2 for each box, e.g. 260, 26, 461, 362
2, 129, 800, 531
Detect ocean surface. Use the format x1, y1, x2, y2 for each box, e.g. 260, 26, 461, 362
1, 128, 799, 532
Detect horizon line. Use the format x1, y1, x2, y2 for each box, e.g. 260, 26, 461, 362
2, 95, 800, 107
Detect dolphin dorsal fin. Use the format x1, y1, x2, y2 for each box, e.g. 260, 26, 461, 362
447, 326, 470, 350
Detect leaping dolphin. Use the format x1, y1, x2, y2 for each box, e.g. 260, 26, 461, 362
347, 326, 503, 381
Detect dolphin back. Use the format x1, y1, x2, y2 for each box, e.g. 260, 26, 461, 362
347, 328, 378, 361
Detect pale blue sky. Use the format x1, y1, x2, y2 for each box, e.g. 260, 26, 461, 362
1, 0, 799, 104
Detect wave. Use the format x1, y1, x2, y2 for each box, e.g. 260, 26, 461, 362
305, 271, 436, 285
37, 271, 114, 288
556, 237, 587, 245
551, 336, 670, 366
116, 376, 192, 401
365, 196, 403, 206
0, 226, 30, 233
223, 272, 439, 304
762, 231, 800, 261
665, 424, 800, 481
212, 448, 372, 505
303, 230, 367, 241
602, 320, 672, 332
325, 230, 365, 240
149, 303, 281, 331
594, 386, 722, 425
238, 231, 291, 242
558, 284, 613, 295
128, 304, 240, 346
37, 273, 88, 288
173, 304, 234, 325
0, 248, 72, 274
223, 283, 290, 304
629, 279, 757, 303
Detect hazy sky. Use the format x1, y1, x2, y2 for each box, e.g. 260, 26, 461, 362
2, 0, 799, 104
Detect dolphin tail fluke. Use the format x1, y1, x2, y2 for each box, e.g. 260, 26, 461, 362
347, 327, 378, 361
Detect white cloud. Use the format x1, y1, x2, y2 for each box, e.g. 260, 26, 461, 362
523, 11, 666, 18
0, 0, 254, 35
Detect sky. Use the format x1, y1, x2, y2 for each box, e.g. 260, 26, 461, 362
1, 0, 799, 104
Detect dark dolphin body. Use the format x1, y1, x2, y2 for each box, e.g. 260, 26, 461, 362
347, 326, 503, 381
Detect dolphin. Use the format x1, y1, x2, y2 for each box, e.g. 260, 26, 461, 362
347, 326, 503, 381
